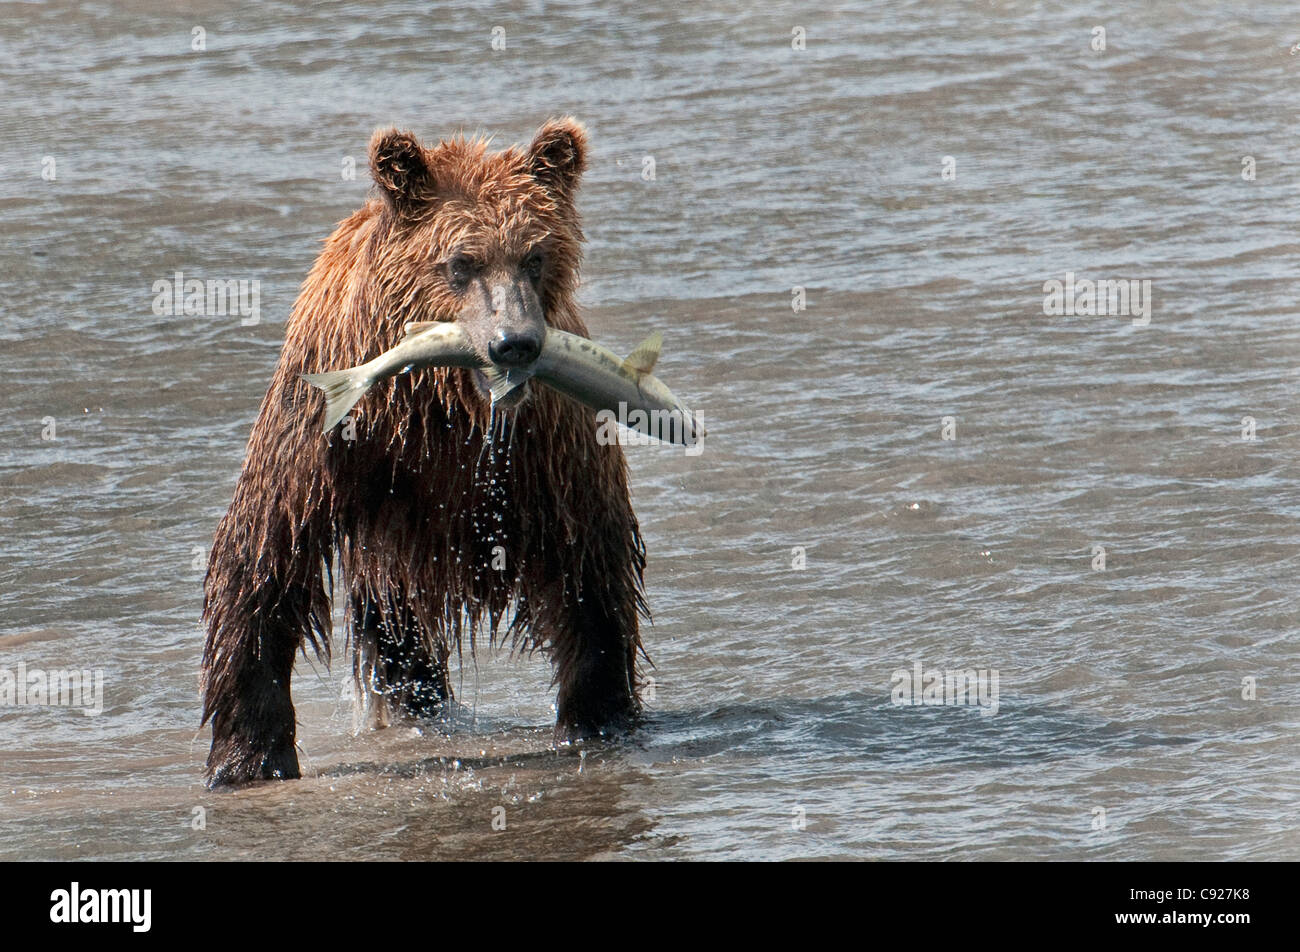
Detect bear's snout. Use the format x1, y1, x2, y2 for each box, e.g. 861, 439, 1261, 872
488, 330, 543, 368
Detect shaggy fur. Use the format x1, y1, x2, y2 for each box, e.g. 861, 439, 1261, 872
200, 118, 647, 787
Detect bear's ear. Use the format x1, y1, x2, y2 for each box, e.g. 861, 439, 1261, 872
526, 117, 588, 197
369, 128, 435, 215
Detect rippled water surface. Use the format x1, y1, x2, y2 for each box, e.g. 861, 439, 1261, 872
1, 0, 1298, 860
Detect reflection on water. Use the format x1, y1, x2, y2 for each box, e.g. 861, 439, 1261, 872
1, 0, 1298, 860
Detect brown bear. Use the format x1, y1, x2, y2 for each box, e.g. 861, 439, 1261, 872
200, 118, 648, 788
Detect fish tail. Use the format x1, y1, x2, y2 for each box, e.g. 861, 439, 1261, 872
300, 368, 372, 433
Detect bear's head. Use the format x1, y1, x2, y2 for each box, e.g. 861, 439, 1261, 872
367, 118, 588, 407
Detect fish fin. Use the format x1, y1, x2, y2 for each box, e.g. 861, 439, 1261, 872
402, 321, 440, 338
300, 369, 372, 433
480, 365, 525, 404
621, 332, 662, 376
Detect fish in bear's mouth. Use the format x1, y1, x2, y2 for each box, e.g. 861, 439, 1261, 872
472, 367, 532, 409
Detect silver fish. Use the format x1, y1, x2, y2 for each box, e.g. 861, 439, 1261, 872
299, 321, 481, 432
487, 326, 705, 447
301, 321, 705, 447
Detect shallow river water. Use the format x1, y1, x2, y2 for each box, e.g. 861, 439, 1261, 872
0, 0, 1297, 860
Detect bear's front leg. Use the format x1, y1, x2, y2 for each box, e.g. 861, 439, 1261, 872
201, 528, 329, 786
202, 627, 301, 787
551, 569, 643, 745
200, 400, 333, 788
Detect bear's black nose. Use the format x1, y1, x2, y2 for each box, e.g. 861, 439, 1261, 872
489, 332, 542, 367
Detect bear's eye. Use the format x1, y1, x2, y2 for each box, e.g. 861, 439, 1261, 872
447, 255, 478, 291
522, 250, 544, 282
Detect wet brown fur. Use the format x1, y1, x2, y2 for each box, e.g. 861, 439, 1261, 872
200, 119, 647, 787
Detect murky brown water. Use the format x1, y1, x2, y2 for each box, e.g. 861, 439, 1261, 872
1, 0, 1298, 860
